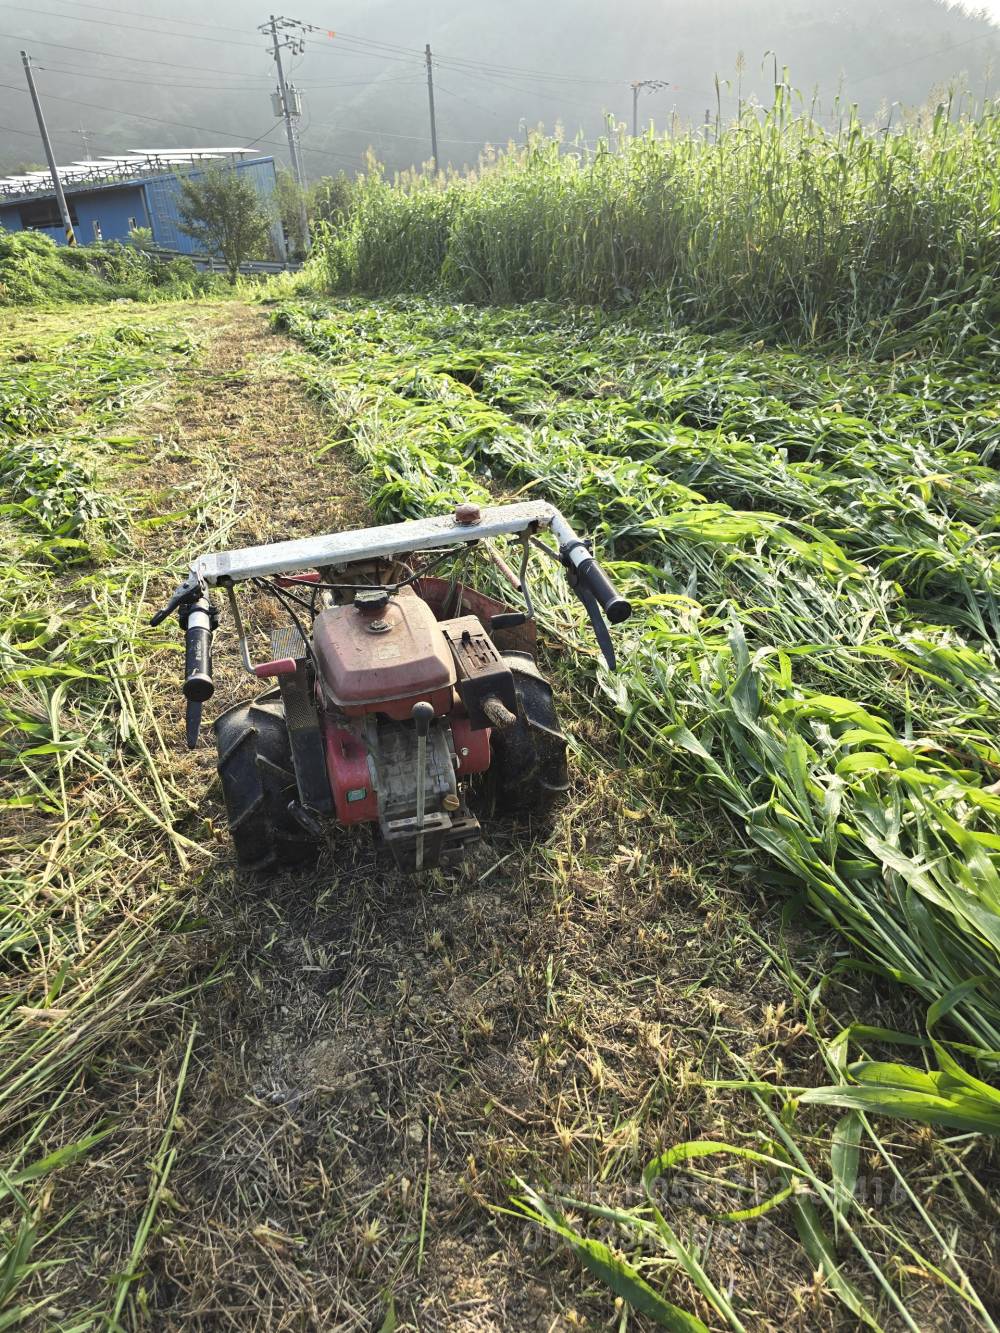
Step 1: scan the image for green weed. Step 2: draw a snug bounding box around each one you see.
[312,95,1000,347]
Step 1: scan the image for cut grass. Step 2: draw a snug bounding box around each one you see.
[276,297,1000,1045]
[0,305,221,1329]
[3,295,998,1330]
[275,293,1000,1327]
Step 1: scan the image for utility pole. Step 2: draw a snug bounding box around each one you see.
[20,51,76,245]
[260,15,311,254]
[425,44,439,173]
[631,79,669,137]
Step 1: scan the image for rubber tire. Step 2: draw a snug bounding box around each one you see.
[214,696,319,872]
[489,653,570,814]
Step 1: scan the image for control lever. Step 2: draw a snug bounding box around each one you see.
[185,700,203,750]
[411,700,435,872]
[489,611,528,632]
[150,569,203,628]
[151,573,219,747]
[560,540,632,625]
[576,583,617,672]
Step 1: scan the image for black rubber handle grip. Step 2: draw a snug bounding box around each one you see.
[573,555,632,625]
[183,599,215,704]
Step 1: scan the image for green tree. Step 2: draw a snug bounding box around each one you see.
[273,168,309,260]
[177,165,273,283]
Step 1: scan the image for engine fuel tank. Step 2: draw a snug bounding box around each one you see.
[313,586,456,720]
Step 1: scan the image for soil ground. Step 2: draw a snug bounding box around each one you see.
[7,300,991,1332]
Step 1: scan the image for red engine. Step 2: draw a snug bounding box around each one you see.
[312,586,456,720]
[310,586,511,867]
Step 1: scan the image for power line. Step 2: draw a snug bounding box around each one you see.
[842,32,992,88]
[443,65,618,118]
[420,80,518,134]
[433,54,626,87]
[0,4,641,99]
[308,118,499,147]
[0,114,281,157]
[0,79,358,166]
[0,29,272,80]
[298,74,425,90]
[0,2,262,47]
[306,27,628,87]
[302,30,423,58]
[1,121,139,156]
[243,119,283,151]
[0,40,416,93]
[32,61,414,95]
[36,63,273,91]
[19,74,481,152]
[0,117,48,136]
[26,0,252,36]
[303,41,423,70]
[310,34,630,92]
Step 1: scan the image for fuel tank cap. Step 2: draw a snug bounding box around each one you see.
[354,587,390,612]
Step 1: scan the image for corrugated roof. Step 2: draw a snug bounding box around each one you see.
[0,148,261,201]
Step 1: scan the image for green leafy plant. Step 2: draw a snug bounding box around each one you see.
[177,165,275,282]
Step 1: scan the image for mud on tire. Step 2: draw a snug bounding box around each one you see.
[489,652,570,814]
[214,696,318,871]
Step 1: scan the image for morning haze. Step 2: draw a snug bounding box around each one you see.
[1,0,999,176]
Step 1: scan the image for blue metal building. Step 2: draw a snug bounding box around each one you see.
[0,150,284,258]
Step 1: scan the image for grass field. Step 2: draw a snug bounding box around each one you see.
[1,283,998,1331]
[319,99,1000,345]
[274,293,1000,1328]
[277,295,1000,1041]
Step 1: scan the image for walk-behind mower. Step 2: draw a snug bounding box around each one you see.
[152,501,631,873]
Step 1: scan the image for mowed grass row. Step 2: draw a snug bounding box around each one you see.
[0,314,219,1326]
[277,298,1000,1081]
[317,95,1000,345]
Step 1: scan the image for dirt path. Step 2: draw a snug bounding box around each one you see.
[37,300,811,1332]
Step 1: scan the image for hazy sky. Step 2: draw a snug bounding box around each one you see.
[2,0,1000,176]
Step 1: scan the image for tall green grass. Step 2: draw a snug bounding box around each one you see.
[315,94,1000,344]
[0,228,221,306]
